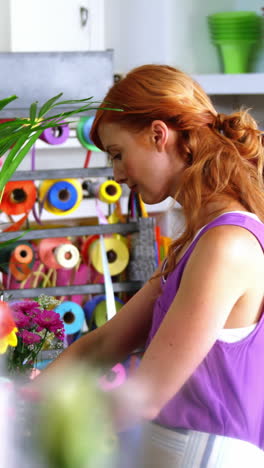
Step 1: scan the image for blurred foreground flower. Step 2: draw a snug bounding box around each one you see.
[35,365,118,468]
[0,301,18,354]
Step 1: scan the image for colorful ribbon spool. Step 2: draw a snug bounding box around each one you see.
[0,181,37,215]
[81,234,99,264]
[89,236,129,276]
[0,241,35,275]
[39,122,69,145]
[85,180,122,204]
[39,238,76,270]
[98,180,122,204]
[39,179,82,216]
[54,301,85,335]
[54,243,80,270]
[47,180,78,211]
[9,242,34,282]
[99,363,127,391]
[83,294,123,329]
[76,116,100,151]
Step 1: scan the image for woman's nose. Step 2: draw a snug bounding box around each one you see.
[113,166,127,185]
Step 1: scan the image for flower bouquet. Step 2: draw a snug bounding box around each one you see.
[3,295,64,377]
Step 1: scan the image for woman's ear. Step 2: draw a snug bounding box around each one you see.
[150,120,169,151]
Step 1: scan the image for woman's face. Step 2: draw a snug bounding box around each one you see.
[98,121,187,205]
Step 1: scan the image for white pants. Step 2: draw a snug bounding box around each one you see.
[138,423,264,468]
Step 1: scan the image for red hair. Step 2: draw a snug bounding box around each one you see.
[90,64,264,273]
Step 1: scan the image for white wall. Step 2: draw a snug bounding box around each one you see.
[104,0,237,75]
[0,0,11,51]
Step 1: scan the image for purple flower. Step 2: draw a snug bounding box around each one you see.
[19,330,42,345]
[35,310,64,340]
[12,310,31,328]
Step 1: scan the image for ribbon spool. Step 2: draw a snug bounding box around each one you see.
[0,181,37,215]
[83,294,123,328]
[47,180,78,211]
[0,241,35,274]
[98,180,122,204]
[9,242,35,282]
[39,179,82,216]
[54,301,85,335]
[39,122,69,145]
[39,238,77,270]
[76,116,100,151]
[85,180,122,204]
[54,244,80,270]
[89,236,129,276]
[81,235,99,264]
[99,363,127,391]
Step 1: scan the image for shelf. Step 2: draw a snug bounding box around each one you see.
[3,282,143,299]
[192,73,264,95]
[0,222,140,242]
[10,167,113,181]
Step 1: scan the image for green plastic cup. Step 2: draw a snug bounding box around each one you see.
[208,11,258,21]
[217,41,255,73]
[210,30,261,40]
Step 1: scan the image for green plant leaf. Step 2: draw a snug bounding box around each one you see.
[38,92,63,118]
[30,101,38,122]
[0,130,43,191]
[0,129,33,157]
[50,97,94,106]
[0,95,18,111]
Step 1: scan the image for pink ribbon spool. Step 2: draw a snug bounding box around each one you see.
[99,363,127,391]
[38,238,72,270]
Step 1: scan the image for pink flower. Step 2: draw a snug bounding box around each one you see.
[12,310,30,328]
[19,330,42,345]
[35,310,64,341]
[11,300,41,318]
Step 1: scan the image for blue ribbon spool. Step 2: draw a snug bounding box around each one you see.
[76,116,101,152]
[48,181,78,211]
[55,301,85,335]
[82,116,95,146]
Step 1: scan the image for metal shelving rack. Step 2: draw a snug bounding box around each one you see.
[3,168,155,300]
[0,51,157,300]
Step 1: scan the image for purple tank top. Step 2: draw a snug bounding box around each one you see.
[146,213,264,448]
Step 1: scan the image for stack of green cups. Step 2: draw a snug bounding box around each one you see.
[207,11,262,73]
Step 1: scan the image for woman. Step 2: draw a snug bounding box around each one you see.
[44,65,264,466]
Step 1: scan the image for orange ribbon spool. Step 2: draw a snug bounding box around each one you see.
[9,243,35,282]
[0,180,37,215]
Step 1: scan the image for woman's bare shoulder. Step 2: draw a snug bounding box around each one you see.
[197,223,263,260]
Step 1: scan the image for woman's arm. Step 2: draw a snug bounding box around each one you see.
[34,266,162,382]
[117,225,264,422]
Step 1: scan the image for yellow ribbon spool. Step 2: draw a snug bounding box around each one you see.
[98,180,122,204]
[39,179,83,216]
[89,236,129,276]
